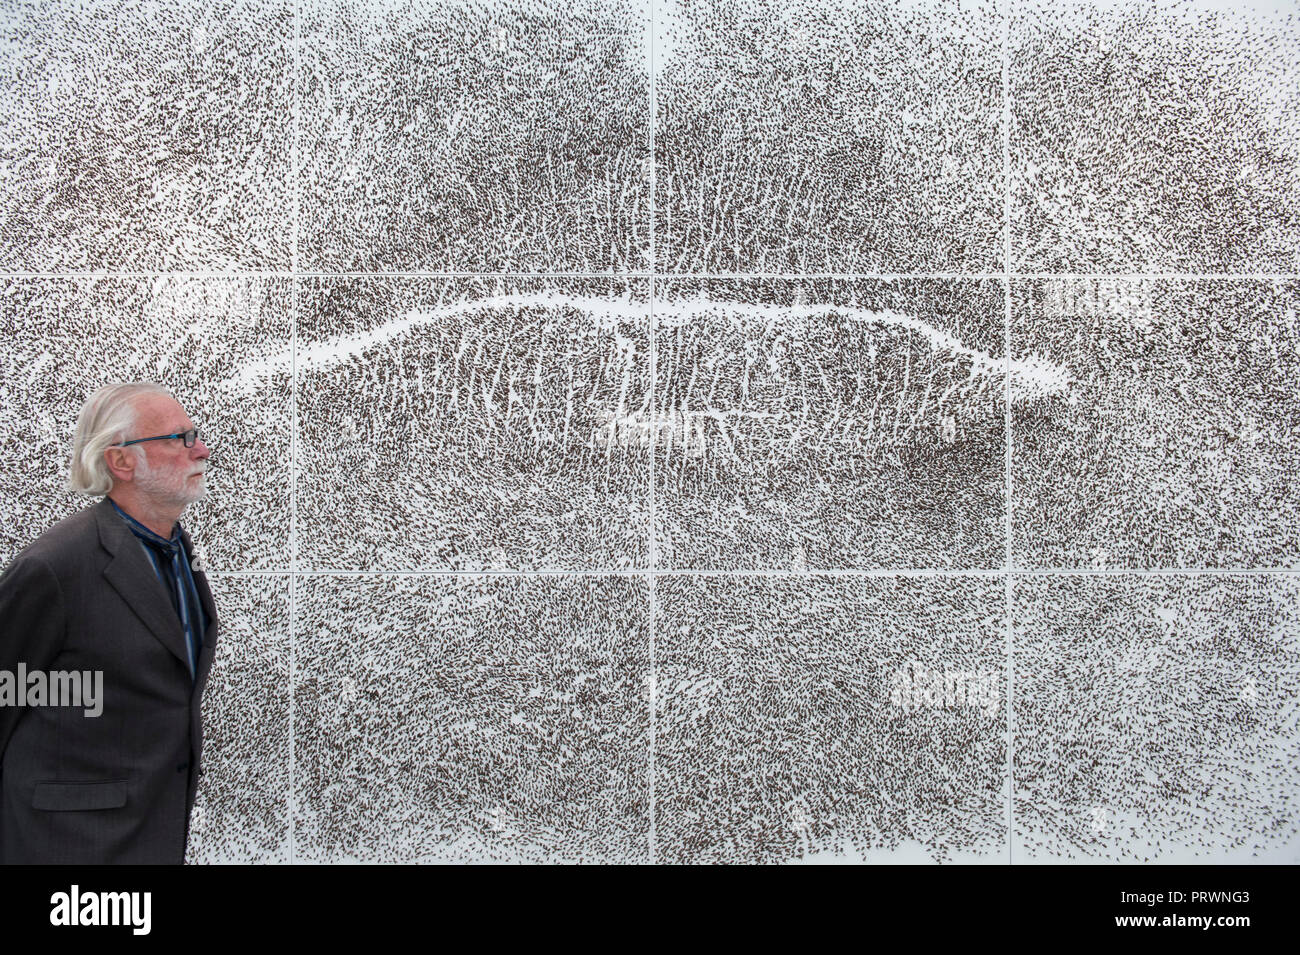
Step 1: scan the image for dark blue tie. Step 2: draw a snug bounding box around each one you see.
[140,537,198,679]
[141,537,182,619]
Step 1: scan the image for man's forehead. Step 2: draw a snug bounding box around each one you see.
[135,395,193,431]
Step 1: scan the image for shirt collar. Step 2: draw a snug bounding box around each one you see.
[107,496,182,547]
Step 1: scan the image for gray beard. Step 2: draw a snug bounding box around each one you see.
[135,456,205,507]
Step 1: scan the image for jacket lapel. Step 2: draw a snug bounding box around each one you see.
[179,525,219,680]
[96,497,193,672]
[177,524,219,786]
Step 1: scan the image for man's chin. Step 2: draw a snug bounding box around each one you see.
[178,486,207,507]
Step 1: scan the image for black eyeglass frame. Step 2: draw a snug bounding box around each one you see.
[113,429,201,449]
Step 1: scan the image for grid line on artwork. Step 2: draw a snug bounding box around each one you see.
[647,0,657,866]
[289,0,302,865]
[3,272,1299,279]
[206,568,1300,578]
[1002,0,1014,866]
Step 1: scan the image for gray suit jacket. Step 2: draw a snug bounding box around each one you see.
[0,495,219,863]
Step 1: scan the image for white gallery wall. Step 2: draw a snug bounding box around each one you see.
[1,0,1297,863]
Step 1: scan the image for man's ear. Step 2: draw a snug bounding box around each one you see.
[103,446,137,483]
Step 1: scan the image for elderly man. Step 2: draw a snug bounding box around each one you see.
[0,382,218,864]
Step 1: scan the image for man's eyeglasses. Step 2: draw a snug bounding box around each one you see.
[114,429,202,449]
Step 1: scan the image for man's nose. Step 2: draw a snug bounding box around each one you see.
[192,437,211,459]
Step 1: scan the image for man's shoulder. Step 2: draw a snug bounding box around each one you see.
[8,499,105,571]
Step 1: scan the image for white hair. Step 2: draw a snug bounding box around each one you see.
[66,382,175,496]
